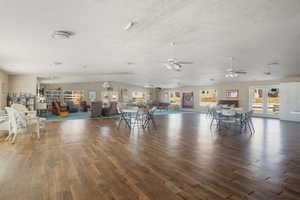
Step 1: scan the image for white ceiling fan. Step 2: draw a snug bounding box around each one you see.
[225,68,247,78]
[163,58,193,72]
[224,57,247,78]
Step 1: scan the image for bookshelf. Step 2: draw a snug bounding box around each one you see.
[45,89,84,108]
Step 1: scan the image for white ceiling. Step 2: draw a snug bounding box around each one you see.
[1,0,300,87]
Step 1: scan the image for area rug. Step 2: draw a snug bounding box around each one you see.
[46,110,196,121]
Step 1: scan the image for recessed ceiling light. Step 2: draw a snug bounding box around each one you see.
[52,30,75,39]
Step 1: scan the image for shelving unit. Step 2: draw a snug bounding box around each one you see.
[63,90,84,104]
[45,89,84,109]
[45,90,63,109]
[7,93,36,111]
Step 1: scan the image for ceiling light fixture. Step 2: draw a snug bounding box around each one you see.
[164,63,173,70]
[124,21,137,31]
[264,71,272,75]
[268,62,280,67]
[102,81,111,89]
[52,30,75,39]
[172,64,182,71]
[53,62,62,66]
[144,84,155,88]
[163,58,192,72]
[264,62,278,75]
[225,72,238,78]
[164,63,182,72]
[224,57,246,78]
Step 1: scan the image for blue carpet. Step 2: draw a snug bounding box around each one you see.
[46,110,195,121]
[153,110,195,115]
[46,112,90,121]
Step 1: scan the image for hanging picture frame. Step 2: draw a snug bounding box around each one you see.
[182,92,194,108]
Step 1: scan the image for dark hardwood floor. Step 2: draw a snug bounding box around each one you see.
[0,113,300,200]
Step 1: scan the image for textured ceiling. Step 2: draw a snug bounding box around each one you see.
[0,0,300,87]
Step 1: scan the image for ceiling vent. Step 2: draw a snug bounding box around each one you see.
[52,30,75,39]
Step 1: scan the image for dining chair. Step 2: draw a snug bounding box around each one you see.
[218,109,238,128]
[207,104,216,118]
[131,107,146,129]
[143,106,157,129]
[210,108,222,129]
[117,105,130,129]
[117,105,139,129]
[243,110,255,134]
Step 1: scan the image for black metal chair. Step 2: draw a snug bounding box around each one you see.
[143,107,157,129]
[243,110,255,134]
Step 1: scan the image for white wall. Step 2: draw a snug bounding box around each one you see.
[280,82,300,122]
[162,80,280,112]
[0,70,8,109]
[8,75,37,94]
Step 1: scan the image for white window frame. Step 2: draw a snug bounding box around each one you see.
[199,89,217,106]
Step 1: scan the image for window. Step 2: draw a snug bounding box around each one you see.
[102,92,110,104]
[169,91,181,105]
[267,88,280,115]
[199,89,217,105]
[102,91,119,103]
[132,91,145,103]
[111,91,119,102]
[250,86,280,115]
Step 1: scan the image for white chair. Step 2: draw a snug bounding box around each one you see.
[5,107,27,144]
[221,109,236,117]
[11,104,47,133]
[11,103,36,132]
[10,104,46,141]
[11,103,36,117]
[217,109,239,130]
[11,103,27,112]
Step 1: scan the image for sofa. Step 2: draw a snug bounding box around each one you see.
[52,102,68,116]
[66,101,79,113]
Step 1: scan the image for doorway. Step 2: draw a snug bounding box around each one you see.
[249,86,280,117]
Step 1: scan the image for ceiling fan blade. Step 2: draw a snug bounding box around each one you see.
[177,61,193,64]
[173,64,182,71]
[235,71,247,74]
[164,64,173,70]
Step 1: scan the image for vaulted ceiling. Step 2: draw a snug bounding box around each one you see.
[1,0,300,87]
